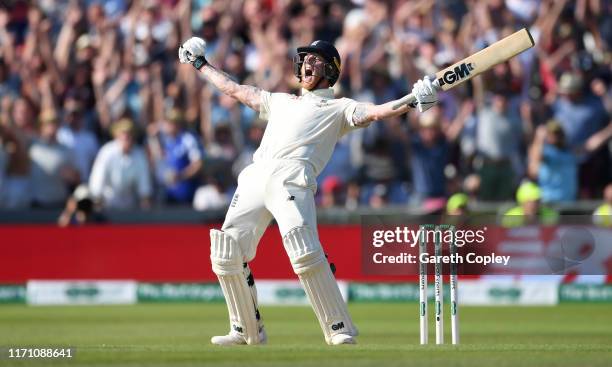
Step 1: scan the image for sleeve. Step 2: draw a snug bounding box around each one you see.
[259,91,273,120]
[89,134,100,157]
[136,150,153,199]
[339,98,368,136]
[184,134,203,162]
[88,146,108,199]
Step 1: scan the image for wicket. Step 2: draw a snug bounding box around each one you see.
[418,224,460,345]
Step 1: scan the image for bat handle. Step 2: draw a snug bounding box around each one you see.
[392,76,440,111]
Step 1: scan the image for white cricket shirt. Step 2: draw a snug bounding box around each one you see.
[255,88,364,176]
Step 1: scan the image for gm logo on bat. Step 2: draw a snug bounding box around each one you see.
[438,62,475,87]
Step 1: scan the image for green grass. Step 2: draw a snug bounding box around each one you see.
[1,303,611,366]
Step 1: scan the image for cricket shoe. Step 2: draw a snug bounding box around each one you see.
[210,328,267,346]
[329,334,357,345]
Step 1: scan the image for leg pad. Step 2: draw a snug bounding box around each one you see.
[210,229,260,344]
[282,227,358,343]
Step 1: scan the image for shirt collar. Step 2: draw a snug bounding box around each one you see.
[301,88,334,99]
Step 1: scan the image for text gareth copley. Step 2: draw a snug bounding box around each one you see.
[371,252,511,266]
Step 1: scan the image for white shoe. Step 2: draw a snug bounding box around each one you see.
[211,328,267,345]
[329,334,357,345]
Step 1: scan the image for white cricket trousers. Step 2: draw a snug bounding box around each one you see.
[221,159,318,261]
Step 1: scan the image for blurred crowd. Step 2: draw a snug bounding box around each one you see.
[0,0,611,216]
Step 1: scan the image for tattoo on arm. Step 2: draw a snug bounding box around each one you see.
[201,65,262,111]
[352,103,373,126]
[239,85,262,111]
[351,97,414,126]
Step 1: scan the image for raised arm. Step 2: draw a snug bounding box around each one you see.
[527,125,547,179]
[198,64,262,111]
[351,76,438,126]
[178,37,262,111]
[584,122,612,153]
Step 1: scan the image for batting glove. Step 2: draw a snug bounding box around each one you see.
[411,76,438,113]
[178,37,208,70]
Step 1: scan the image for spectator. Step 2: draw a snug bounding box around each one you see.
[29,110,79,208]
[317,131,362,205]
[89,118,152,210]
[368,183,392,209]
[10,98,37,138]
[361,132,401,205]
[149,108,203,204]
[593,183,612,227]
[463,173,481,202]
[553,73,608,148]
[474,90,524,201]
[0,58,19,99]
[446,192,469,216]
[0,0,609,214]
[232,119,266,178]
[409,110,447,204]
[529,119,612,203]
[0,122,30,208]
[345,180,361,211]
[443,192,473,226]
[193,176,229,212]
[320,176,344,209]
[205,123,238,191]
[502,181,559,228]
[552,72,611,197]
[409,105,467,206]
[528,120,578,203]
[56,98,99,181]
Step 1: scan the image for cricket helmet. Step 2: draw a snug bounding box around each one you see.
[293,40,341,87]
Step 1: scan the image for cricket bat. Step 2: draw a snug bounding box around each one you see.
[393,28,535,110]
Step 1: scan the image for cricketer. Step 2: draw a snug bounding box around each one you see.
[178,37,437,345]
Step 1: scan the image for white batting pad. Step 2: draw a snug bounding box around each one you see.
[283,226,357,344]
[243,263,264,332]
[210,229,260,344]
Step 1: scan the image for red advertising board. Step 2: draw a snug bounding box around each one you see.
[0,225,379,282]
[1,224,610,283]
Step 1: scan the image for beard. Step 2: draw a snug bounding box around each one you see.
[301,68,325,90]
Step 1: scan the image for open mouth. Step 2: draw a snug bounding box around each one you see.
[304,67,313,77]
